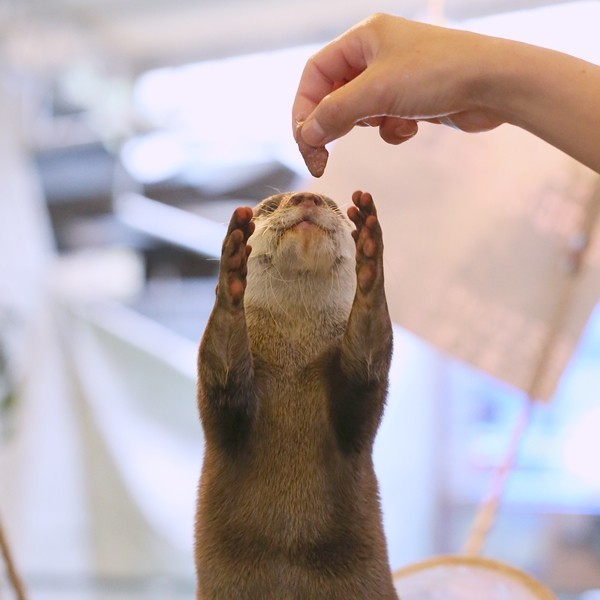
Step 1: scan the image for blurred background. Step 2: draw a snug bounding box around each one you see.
[1,0,600,598]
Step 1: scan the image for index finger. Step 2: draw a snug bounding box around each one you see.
[292,34,368,138]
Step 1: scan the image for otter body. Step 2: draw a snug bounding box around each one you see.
[195,191,397,599]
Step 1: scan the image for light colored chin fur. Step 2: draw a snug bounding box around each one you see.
[245,228,356,318]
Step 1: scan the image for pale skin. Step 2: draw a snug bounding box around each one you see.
[292,13,600,174]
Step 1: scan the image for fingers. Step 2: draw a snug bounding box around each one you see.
[297,71,384,147]
[225,206,254,241]
[292,14,415,148]
[379,117,419,144]
[349,190,377,221]
[443,109,503,133]
[347,191,383,293]
[296,55,424,149]
[292,14,502,151]
[292,26,370,137]
[348,190,380,254]
[292,16,382,147]
[222,207,254,272]
[219,207,254,308]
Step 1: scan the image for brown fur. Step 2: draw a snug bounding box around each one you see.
[195,191,397,599]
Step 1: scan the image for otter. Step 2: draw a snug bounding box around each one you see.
[195,190,398,599]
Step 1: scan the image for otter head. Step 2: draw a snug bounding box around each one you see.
[244,192,356,316]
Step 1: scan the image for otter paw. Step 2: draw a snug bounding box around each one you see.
[218,207,255,307]
[347,191,383,293]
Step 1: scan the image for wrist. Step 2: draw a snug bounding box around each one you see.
[466,35,526,127]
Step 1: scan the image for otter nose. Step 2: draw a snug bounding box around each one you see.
[289,192,324,207]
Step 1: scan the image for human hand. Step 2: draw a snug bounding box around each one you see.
[292,14,504,149]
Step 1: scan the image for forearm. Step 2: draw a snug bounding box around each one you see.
[197,204,257,450]
[198,307,256,451]
[475,38,600,173]
[340,191,393,385]
[330,295,392,454]
[199,306,253,392]
[341,294,393,384]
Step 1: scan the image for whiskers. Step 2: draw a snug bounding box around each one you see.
[334,200,352,213]
[263,185,283,196]
[336,200,354,219]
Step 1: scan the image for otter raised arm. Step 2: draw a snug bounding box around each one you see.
[196,207,256,453]
[330,191,393,455]
[195,191,397,599]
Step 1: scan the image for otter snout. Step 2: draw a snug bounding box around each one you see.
[288,192,324,208]
[244,191,357,311]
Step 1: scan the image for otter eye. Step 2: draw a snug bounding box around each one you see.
[255,196,281,217]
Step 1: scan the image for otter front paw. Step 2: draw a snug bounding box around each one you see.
[347,191,384,294]
[217,207,255,308]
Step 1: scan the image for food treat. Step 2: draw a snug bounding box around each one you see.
[296,121,329,177]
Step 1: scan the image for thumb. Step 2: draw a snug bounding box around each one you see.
[300,71,391,147]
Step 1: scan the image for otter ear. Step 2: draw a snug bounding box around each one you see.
[254,195,282,218]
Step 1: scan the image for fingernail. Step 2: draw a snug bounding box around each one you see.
[394,128,417,140]
[302,118,326,146]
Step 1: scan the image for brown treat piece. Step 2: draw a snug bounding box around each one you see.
[296,122,329,177]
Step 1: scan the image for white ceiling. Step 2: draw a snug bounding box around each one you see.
[2,0,579,75]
